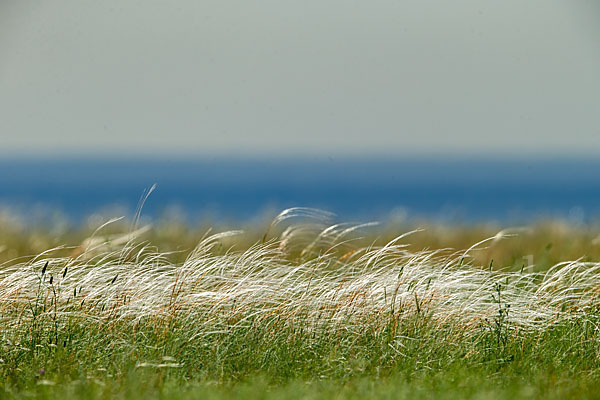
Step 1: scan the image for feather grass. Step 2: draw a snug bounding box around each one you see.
[1,208,599,340]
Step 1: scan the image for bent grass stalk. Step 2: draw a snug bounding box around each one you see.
[1,208,600,352]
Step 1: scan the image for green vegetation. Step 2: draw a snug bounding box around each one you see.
[1,208,600,399]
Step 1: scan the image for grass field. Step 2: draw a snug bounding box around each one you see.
[1,208,600,399]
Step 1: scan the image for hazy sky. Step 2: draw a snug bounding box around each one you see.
[1,1,599,157]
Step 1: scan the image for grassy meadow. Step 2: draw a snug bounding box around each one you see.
[1,208,600,399]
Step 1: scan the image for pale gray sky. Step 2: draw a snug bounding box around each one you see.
[1,0,599,157]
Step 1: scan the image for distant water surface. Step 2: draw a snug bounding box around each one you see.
[1,157,599,225]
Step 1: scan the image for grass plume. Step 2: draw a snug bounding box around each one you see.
[1,208,600,398]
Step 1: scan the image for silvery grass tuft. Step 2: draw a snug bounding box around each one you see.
[1,208,599,340]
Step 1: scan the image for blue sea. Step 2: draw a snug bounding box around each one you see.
[1,157,599,225]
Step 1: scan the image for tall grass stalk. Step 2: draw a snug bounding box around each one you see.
[0,208,598,340]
